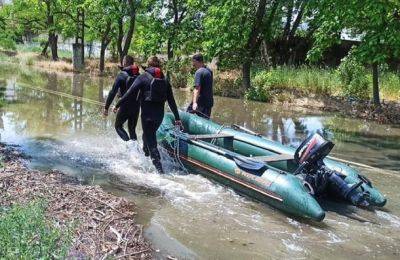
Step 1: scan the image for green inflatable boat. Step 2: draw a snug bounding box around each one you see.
[157,112,387,221]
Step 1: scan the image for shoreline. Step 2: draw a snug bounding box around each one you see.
[1,51,399,124]
[0,143,153,259]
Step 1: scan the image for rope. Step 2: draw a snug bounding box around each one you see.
[172,127,189,174]
[10,80,105,106]
[211,124,226,145]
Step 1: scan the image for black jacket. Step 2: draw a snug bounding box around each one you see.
[116,67,180,121]
[105,66,140,110]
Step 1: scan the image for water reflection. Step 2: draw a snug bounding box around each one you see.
[72,74,84,131]
[1,65,400,259]
[0,64,399,170]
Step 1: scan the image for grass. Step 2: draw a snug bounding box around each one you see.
[0,201,72,259]
[379,72,400,101]
[16,44,73,59]
[244,66,400,102]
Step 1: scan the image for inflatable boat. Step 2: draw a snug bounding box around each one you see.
[157,112,387,221]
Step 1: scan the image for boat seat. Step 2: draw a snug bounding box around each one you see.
[188,133,234,140]
[253,154,294,163]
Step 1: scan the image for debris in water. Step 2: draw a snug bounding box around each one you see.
[0,143,152,259]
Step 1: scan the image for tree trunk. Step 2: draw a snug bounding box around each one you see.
[117,0,137,64]
[242,0,268,88]
[45,0,58,61]
[99,43,107,74]
[41,41,49,57]
[167,39,173,60]
[117,17,124,64]
[372,63,380,107]
[99,21,112,74]
[49,33,58,61]
[242,61,251,89]
[88,42,93,58]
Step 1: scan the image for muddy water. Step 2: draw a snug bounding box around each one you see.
[1,65,399,259]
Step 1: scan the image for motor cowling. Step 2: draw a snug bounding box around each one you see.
[294,133,334,165]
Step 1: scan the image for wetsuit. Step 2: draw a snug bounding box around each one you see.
[105,65,140,141]
[116,67,180,173]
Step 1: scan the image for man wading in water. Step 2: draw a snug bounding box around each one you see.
[115,56,182,174]
[103,55,140,141]
[187,53,214,119]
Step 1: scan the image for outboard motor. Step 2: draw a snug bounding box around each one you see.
[294,133,370,207]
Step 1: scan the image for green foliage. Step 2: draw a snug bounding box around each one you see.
[337,56,369,99]
[166,58,192,88]
[245,84,271,102]
[309,0,400,65]
[245,70,275,102]
[213,70,243,98]
[0,201,72,259]
[380,71,400,100]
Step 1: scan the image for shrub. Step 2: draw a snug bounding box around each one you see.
[245,70,274,102]
[166,58,192,88]
[214,70,244,98]
[337,57,369,99]
[380,72,400,100]
[26,56,34,66]
[0,201,72,259]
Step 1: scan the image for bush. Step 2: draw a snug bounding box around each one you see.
[26,56,34,66]
[0,201,72,259]
[166,58,192,88]
[380,72,400,100]
[214,70,244,98]
[245,70,275,102]
[337,57,369,99]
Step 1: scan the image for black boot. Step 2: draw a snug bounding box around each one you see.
[150,148,164,174]
[143,145,150,157]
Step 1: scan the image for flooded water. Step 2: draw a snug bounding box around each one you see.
[1,64,399,259]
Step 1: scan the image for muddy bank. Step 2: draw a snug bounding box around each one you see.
[0,143,152,259]
[0,50,119,76]
[277,93,400,124]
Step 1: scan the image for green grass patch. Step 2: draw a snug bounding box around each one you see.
[0,201,72,259]
[0,52,16,63]
[16,44,43,54]
[245,66,400,102]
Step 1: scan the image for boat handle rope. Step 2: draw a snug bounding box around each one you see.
[211,124,226,145]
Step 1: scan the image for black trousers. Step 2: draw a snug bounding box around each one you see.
[187,103,212,119]
[141,117,164,173]
[115,106,139,141]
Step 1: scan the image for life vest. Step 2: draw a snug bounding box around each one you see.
[118,65,140,97]
[143,68,168,102]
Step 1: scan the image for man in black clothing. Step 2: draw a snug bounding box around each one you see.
[115,56,182,174]
[187,53,213,119]
[103,55,140,141]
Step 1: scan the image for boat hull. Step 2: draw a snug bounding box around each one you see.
[157,112,386,221]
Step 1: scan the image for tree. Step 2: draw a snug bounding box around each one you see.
[204,0,281,89]
[308,0,400,106]
[115,0,142,64]
[276,0,308,65]
[0,4,17,50]
[42,0,60,60]
[85,0,119,73]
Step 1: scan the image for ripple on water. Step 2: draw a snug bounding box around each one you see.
[282,239,305,252]
[376,210,400,228]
